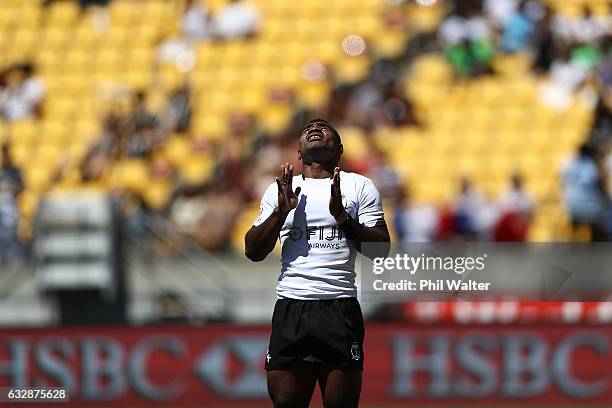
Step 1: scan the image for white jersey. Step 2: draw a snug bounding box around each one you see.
[253,171,385,300]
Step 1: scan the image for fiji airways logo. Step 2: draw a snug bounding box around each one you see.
[287,225,345,250]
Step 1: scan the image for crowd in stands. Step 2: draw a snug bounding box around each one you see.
[84,0,610,249]
[401,0,612,242]
[180,0,261,41]
[393,173,534,244]
[0,63,45,123]
[0,0,610,261]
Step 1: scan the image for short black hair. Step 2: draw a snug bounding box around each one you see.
[304,118,341,143]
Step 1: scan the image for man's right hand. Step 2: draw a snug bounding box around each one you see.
[276,163,301,215]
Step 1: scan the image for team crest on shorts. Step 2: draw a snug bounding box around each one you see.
[350,342,361,361]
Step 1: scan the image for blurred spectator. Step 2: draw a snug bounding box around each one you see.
[590,43,612,141]
[550,49,590,88]
[170,186,243,252]
[493,173,533,242]
[0,181,21,263]
[0,71,6,114]
[44,0,110,9]
[0,63,44,122]
[212,0,261,40]
[380,85,420,128]
[497,173,534,215]
[554,5,607,46]
[484,0,518,29]
[80,114,122,182]
[500,0,536,53]
[126,91,160,157]
[343,79,418,132]
[162,84,192,133]
[0,144,24,197]
[345,81,384,131]
[591,91,612,142]
[393,186,438,243]
[80,144,110,183]
[532,5,556,73]
[130,91,158,132]
[0,144,23,263]
[563,144,609,241]
[181,0,211,41]
[438,2,494,77]
[538,48,589,110]
[365,147,402,199]
[98,113,122,156]
[453,177,487,239]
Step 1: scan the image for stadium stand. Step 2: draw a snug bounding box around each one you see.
[0,0,609,259]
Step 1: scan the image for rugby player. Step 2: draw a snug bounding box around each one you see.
[245,119,390,408]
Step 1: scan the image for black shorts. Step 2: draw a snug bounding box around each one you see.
[265,297,365,371]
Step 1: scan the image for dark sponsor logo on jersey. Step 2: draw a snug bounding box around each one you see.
[287,225,345,250]
[307,225,344,241]
[288,225,344,241]
[288,226,303,241]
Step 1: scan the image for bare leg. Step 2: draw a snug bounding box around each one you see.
[267,361,318,408]
[317,366,362,408]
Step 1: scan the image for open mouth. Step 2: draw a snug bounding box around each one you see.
[307,131,324,142]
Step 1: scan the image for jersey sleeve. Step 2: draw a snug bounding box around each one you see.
[252,183,278,227]
[357,178,385,227]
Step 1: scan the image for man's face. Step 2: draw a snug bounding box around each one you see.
[298,121,341,164]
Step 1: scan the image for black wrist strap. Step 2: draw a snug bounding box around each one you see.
[340,215,364,241]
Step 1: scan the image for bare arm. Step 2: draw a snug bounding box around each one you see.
[245,163,301,262]
[338,215,391,260]
[245,208,288,262]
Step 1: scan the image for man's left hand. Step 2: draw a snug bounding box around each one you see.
[329,167,347,222]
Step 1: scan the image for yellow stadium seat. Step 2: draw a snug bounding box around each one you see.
[407,1,445,32]
[37,143,62,167]
[25,165,52,193]
[163,136,190,167]
[38,27,70,51]
[237,90,266,114]
[333,54,370,84]
[46,1,80,24]
[193,114,229,141]
[143,180,173,210]
[108,160,149,193]
[259,105,293,135]
[178,155,214,185]
[18,191,39,220]
[296,80,330,109]
[9,120,37,144]
[109,1,135,23]
[338,127,369,161]
[230,202,260,254]
[373,30,407,59]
